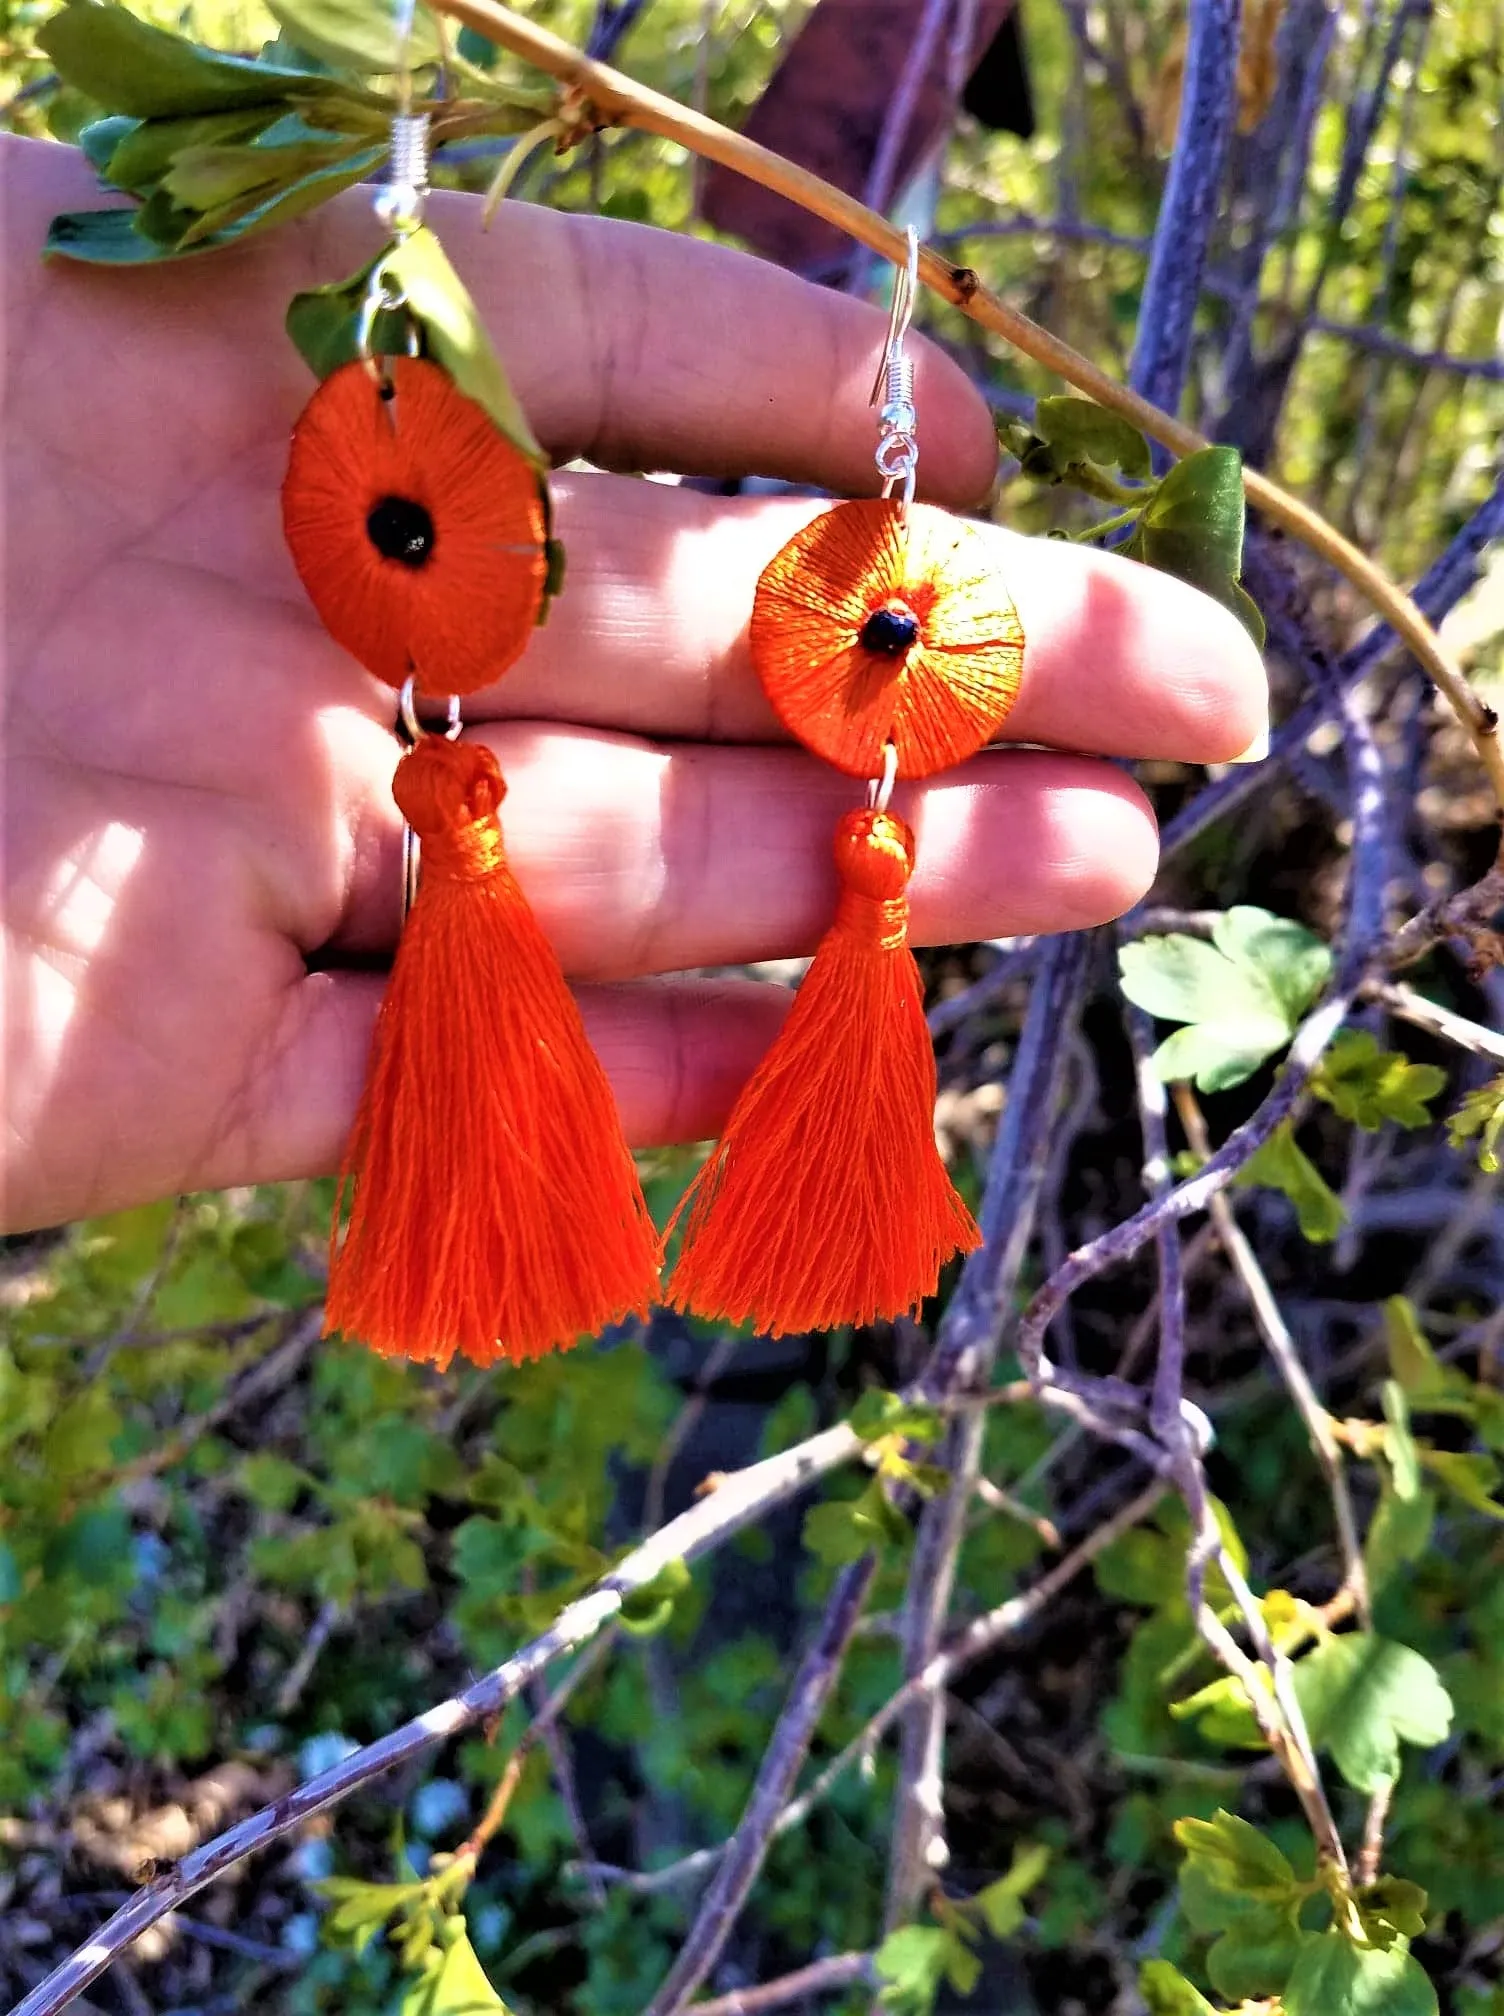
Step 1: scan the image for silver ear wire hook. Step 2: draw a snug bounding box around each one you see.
[871,226,920,516]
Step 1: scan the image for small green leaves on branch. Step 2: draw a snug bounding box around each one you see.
[1174,1810,1306,2001]
[1283,1931,1438,2016]
[874,1849,1050,2014]
[1235,1121,1346,1243]
[286,228,548,469]
[1447,1073,1504,1174]
[1294,1633,1453,1795]
[320,1857,513,2011]
[39,0,545,266]
[1175,1629,1453,1797]
[1137,1959,1216,2013]
[1122,448,1265,646]
[1172,1811,1438,2013]
[617,1555,691,1636]
[998,399,1263,644]
[998,394,1151,498]
[1118,906,1331,1092]
[1312,1032,1448,1132]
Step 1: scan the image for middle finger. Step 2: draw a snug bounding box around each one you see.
[327,723,1160,970]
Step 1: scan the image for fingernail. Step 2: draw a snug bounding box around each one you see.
[1228,720,1270,765]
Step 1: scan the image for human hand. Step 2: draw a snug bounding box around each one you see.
[1,134,1266,1234]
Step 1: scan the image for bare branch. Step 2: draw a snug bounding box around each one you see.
[575,1479,1167,1901]
[687,1952,876,2015]
[13,1422,863,2016]
[641,1557,877,2016]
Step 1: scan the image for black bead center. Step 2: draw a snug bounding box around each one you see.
[366,494,435,568]
[860,602,920,656]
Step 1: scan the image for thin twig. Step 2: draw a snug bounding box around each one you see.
[423,0,1504,832]
[1173,1080,1371,1628]
[1366,980,1504,1064]
[887,935,1094,1928]
[572,1479,1166,1899]
[1356,1777,1394,1889]
[641,1557,877,2016]
[687,1952,876,2015]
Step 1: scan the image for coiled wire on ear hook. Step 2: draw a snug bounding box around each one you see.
[870,225,920,516]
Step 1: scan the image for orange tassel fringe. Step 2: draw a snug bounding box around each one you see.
[667,807,980,1336]
[325,737,660,1367]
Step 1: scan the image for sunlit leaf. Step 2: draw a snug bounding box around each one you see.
[1293,1633,1453,1793]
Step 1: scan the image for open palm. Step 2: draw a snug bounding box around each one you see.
[1,134,1265,1233]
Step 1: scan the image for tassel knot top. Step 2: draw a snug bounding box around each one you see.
[832,807,914,951]
[393,739,506,883]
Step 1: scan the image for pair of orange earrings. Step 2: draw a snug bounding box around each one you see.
[282,126,1026,1366]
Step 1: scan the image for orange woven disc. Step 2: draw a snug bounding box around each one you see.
[750,499,1025,778]
[282,356,548,698]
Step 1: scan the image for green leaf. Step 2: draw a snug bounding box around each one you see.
[0,1541,22,1605]
[1365,1485,1435,1601]
[99,107,281,190]
[1126,445,1266,646]
[162,120,367,215]
[1313,1031,1448,1132]
[1174,1810,1305,2000]
[1355,1876,1429,1948]
[1384,1298,1454,1402]
[802,1496,870,1568]
[267,0,440,75]
[1417,1448,1504,1521]
[285,230,547,474]
[1174,1809,1298,1901]
[1118,909,1328,1092]
[1236,1121,1346,1242]
[38,1,345,117]
[1209,908,1333,1024]
[1448,1074,1504,1174]
[803,1478,904,1565]
[1293,1633,1454,1793]
[1381,1382,1422,1499]
[874,1925,953,2016]
[317,1874,423,1954]
[401,1924,511,2015]
[1138,1960,1216,2015]
[382,229,547,468]
[239,1451,308,1512]
[79,113,141,172]
[1283,1933,1438,2016]
[849,1389,944,1444]
[43,207,173,264]
[873,1930,945,2012]
[48,140,384,263]
[1171,1671,1266,1750]
[1033,395,1152,478]
[618,1557,691,1636]
[971,1843,1050,1939]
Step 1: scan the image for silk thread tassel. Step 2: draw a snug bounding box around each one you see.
[667,806,979,1335]
[325,736,661,1367]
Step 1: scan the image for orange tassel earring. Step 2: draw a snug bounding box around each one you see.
[282,109,658,1368]
[667,232,1026,1337]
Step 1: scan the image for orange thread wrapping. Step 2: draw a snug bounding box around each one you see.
[282,356,547,698]
[324,738,660,1367]
[667,807,980,1335]
[751,498,1025,779]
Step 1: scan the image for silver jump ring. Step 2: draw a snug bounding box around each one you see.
[398,674,462,745]
[866,741,899,815]
[396,678,463,925]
